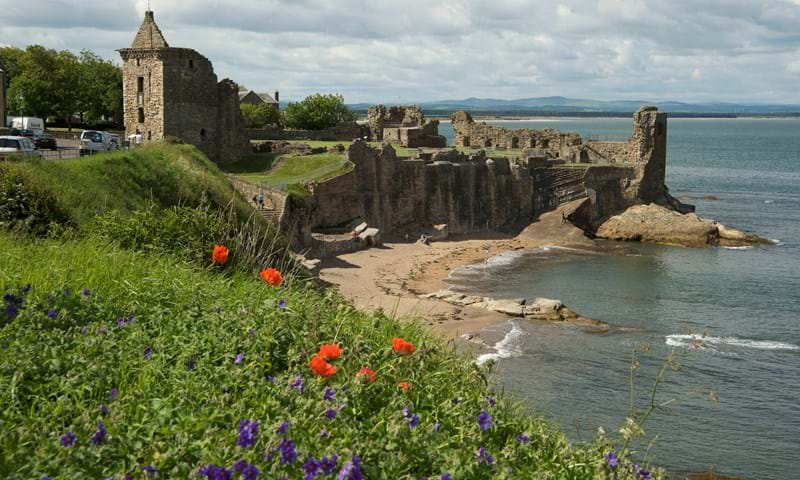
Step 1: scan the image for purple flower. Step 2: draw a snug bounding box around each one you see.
[144,346,152,360]
[109,387,118,400]
[477,411,493,431]
[82,288,91,297]
[605,452,619,468]
[486,395,496,407]
[319,429,328,438]
[22,284,32,294]
[323,386,335,402]
[6,304,18,320]
[142,465,157,477]
[267,375,276,383]
[90,421,106,445]
[516,433,530,444]
[320,455,338,475]
[638,468,652,479]
[408,413,419,429]
[337,455,362,480]
[233,460,259,480]
[289,374,305,393]
[116,317,127,327]
[237,419,259,448]
[303,457,321,479]
[198,464,232,480]
[278,299,287,309]
[234,352,244,365]
[47,308,57,319]
[60,432,76,447]
[441,475,451,480]
[402,406,410,418]
[476,447,495,466]
[323,408,337,420]
[277,421,289,436]
[278,437,297,464]
[99,404,109,416]
[80,326,89,334]
[127,314,135,324]
[41,477,52,480]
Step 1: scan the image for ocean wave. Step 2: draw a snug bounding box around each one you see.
[476,321,527,365]
[666,334,800,352]
[722,246,753,251]
[764,200,774,204]
[484,251,526,268]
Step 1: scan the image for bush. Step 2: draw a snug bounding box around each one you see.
[282,94,357,131]
[0,163,72,236]
[241,103,281,128]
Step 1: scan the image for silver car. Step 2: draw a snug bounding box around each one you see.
[0,136,39,157]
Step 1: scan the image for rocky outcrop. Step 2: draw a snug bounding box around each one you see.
[595,204,770,247]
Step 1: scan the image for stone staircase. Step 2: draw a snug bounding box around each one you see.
[227,175,287,224]
[534,167,589,209]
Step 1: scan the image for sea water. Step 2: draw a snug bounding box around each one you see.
[439,118,800,480]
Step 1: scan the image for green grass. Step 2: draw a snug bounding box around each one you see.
[219,152,281,175]
[240,153,353,188]
[0,232,658,479]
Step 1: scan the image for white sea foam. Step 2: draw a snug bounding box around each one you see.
[484,251,525,268]
[666,334,800,352]
[764,200,775,204]
[476,321,527,365]
[722,246,753,251]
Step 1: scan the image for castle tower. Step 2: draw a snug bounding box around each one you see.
[629,106,668,202]
[118,10,249,162]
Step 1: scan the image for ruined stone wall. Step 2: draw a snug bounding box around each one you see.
[451,111,582,151]
[629,107,667,202]
[121,52,165,140]
[584,141,630,163]
[311,171,361,228]
[367,105,425,140]
[216,79,251,163]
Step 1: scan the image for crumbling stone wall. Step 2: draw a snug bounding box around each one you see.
[367,105,446,148]
[451,111,583,152]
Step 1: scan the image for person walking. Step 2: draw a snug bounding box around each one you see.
[257,193,265,209]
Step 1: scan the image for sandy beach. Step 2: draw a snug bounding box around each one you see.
[318,201,592,340]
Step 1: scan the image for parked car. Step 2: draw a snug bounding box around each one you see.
[33,133,58,150]
[0,136,39,157]
[79,130,113,155]
[10,128,36,139]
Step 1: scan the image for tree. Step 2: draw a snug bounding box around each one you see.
[241,103,281,128]
[281,93,356,130]
[78,50,123,125]
[7,45,63,119]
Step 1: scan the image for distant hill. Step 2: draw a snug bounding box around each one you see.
[348,96,800,117]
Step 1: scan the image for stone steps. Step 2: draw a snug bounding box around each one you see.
[226,174,287,224]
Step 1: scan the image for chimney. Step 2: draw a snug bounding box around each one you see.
[274,91,280,103]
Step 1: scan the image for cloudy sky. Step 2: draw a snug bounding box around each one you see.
[2,0,800,104]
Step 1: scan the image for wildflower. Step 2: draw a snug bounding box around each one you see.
[234,353,244,365]
[403,406,411,418]
[259,268,283,287]
[99,404,109,416]
[303,457,321,478]
[408,413,420,428]
[516,433,531,444]
[116,317,127,327]
[198,464,232,479]
[337,455,363,480]
[605,452,619,468]
[289,374,305,393]
[309,354,337,378]
[234,460,259,480]
[278,299,287,309]
[82,288,91,297]
[486,395,496,407]
[60,432,77,447]
[278,437,297,464]
[323,386,335,402]
[397,381,411,391]
[80,326,89,334]
[391,337,415,355]
[109,387,118,400]
[323,408,337,420]
[127,314,135,324]
[22,284,32,294]
[237,419,259,448]
[638,468,652,479]
[90,421,106,445]
[442,475,452,480]
[142,465,157,477]
[144,346,153,360]
[477,411,493,431]
[476,447,494,466]
[318,344,342,360]
[319,429,328,438]
[42,477,52,480]
[212,244,230,266]
[6,304,18,320]
[267,375,276,383]
[355,367,377,384]
[320,455,338,475]
[277,421,289,436]
[47,308,57,319]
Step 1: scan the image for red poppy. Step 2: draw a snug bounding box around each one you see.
[309,354,337,378]
[211,244,229,265]
[355,367,377,384]
[392,337,415,355]
[318,344,342,361]
[259,268,283,287]
[397,381,411,391]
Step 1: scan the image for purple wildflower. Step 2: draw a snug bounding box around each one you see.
[320,429,328,438]
[60,432,77,447]
[267,375,276,383]
[323,386,335,402]
[144,346,152,360]
[408,413,419,429]
[47,308,57,319]
[476,447,494,466]
[486,395,496,407]
[82,288,91,297]
[337,455,363,480]
[90,421,106,445]
[233,460,259,480]
[99,404,109,415]
[278,437,297,464]
[323,408,337,420]
[198,464,232,480]
[516,433,531,444]
[638,468,652,479]
[477,411,493,431]
[605,452,619,468]
[277,421,289,436]
[142,465,157,477]
[278,299,287,309]
[319,455,338,475]
[237,419,259,448]
[116,317,126,327]
[442,475,452,480]
[109,387,118,400]
[6,304,18,320]
[289,374,305,393]
[22,284,32,294]
[80,326,89,334]
[303,457,321,479]
[402,406,411,418]
[127,314,135,324]
[41,477,52,480]
[234,352,244,365]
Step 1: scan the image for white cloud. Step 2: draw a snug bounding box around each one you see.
[787,59,800,76]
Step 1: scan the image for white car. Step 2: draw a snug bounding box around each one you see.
[80,130,113,155]
[0,136,39,157]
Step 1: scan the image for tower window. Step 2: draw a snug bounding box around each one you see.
[136,58,141,66]
[189,59,194,68]
[200,128,206,140]
[137,77,144,93]
[138,108,145,123]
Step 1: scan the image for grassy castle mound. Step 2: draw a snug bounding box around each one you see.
[0,144,659,479]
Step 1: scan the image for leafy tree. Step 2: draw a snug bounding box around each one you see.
[241,102,281,128]
[7,45,62,119]
[78,50,123,125]
[281,93,356,130]
[0,46,24,83]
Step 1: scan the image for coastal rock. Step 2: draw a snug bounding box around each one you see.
[485,299,526,317]
[595,203,768,248]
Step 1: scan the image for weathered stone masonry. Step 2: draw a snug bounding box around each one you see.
[367,105,447,148]
[118,11,250,163]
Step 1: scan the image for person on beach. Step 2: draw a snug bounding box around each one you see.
[561,212,567,223]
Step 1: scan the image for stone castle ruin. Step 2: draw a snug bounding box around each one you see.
[118,11,250,163]
[367,105,447,148]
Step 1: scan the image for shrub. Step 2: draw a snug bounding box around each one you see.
[0,163,72,236]
[241,103,281,128]
[282,94,357,131]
